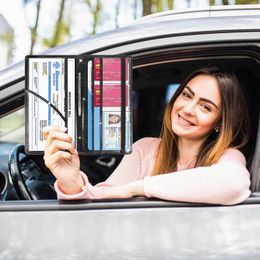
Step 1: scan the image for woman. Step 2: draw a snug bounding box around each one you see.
[43,67,251,205]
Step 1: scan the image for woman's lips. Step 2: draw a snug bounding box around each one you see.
[178,114,195,126]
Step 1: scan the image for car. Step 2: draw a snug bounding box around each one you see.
[1,4,260,259]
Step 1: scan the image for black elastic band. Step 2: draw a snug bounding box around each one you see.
[64,58,68,128]
[26,89,66,122]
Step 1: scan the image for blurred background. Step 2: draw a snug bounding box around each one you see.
[0,0,260,70]
[0,0,259,143]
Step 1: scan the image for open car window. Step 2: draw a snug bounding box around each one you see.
[0,108,25,144]
[2,45,260,202]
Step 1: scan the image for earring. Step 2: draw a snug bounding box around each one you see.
[215,127,219,133]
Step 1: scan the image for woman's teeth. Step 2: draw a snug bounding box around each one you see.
[179,115,194,126]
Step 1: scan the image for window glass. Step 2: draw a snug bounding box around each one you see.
[165,83,180,104]
[0,108,25,143]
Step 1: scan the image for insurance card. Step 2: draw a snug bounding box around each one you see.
[27,57,65,151]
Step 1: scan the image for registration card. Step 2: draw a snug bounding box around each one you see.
[87,57,131,152]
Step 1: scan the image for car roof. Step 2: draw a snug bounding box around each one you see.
[1,4,260,88]
[132,4,260,24]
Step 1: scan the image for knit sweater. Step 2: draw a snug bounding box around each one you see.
[54,137,251,205]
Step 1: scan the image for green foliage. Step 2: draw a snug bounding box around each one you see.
[154,0,163,12]
[0,32,13,44]
[142,0,152,16]
[29,0,41,54]
[42,21,70,48]
[142,0,174,16]
[235,0,259,3]
[209,0,259,4]
[0,32,14,63]
[85,0,102,35]
[167,0,174,9]
[42,0,69,48]
[13,0,260,60]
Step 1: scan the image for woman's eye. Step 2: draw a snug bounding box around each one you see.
[182,92,191,99]
[201,104,211,112]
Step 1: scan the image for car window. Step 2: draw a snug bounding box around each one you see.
[0,108,25,143]
[165,83,180,103]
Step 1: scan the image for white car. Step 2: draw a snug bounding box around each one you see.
[0,5,260,259]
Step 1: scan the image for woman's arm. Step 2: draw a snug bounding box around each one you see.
[142,148,251,205]
[55,142,250,205]
[55,138,157,200]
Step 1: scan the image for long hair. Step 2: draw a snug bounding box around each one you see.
[153,67,250,175]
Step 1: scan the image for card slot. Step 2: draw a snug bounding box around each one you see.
[80,59,88,152]
[99,57,103,151]
[81,97,86,151]
[91,58,94,152]
[86,58,93,152]
[75,58,84,152]
[85,60,89,151]
[78,72,82,117]
[66,58,76,147]
[128,57,133,153]
[120,57,126,153]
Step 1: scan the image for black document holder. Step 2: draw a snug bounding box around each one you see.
[25,55,132,155]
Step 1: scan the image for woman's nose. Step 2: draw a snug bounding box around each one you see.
[183,101,196,115]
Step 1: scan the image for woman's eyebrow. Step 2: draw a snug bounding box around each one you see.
[185,85,219,109]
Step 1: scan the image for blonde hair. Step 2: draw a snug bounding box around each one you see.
[153,67,250,175]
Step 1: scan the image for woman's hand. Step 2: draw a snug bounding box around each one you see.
[43,126,83,194]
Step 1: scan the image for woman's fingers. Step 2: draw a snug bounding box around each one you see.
[42,126,76,157]
[42,125,67,139]
[45,139,77,157]
[44,150,72,170]
[45,130,73,148]
[43,126,72,145]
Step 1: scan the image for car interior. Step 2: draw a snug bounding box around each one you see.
[1,45,260,202]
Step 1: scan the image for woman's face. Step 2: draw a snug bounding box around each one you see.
[171,74,222,142]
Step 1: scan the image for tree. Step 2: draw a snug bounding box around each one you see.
[155,0,163,12]
[0,32,14,64]
[235,0,259,3]
[209,0,259,5]
[167,0,174,9]
[143,0,152,16]
[115,0,121,29]
[23,0,42,54]
[133,0,138,20]
[43,0,70,48]
[30,0,41,54]
[85,0,102,35]
[142,0,174,16]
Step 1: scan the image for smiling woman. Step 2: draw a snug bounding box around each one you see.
[2,4,260,258]
[154,67,250,175]
[42,66,251,205]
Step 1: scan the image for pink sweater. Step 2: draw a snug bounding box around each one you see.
[55,137,251,205]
